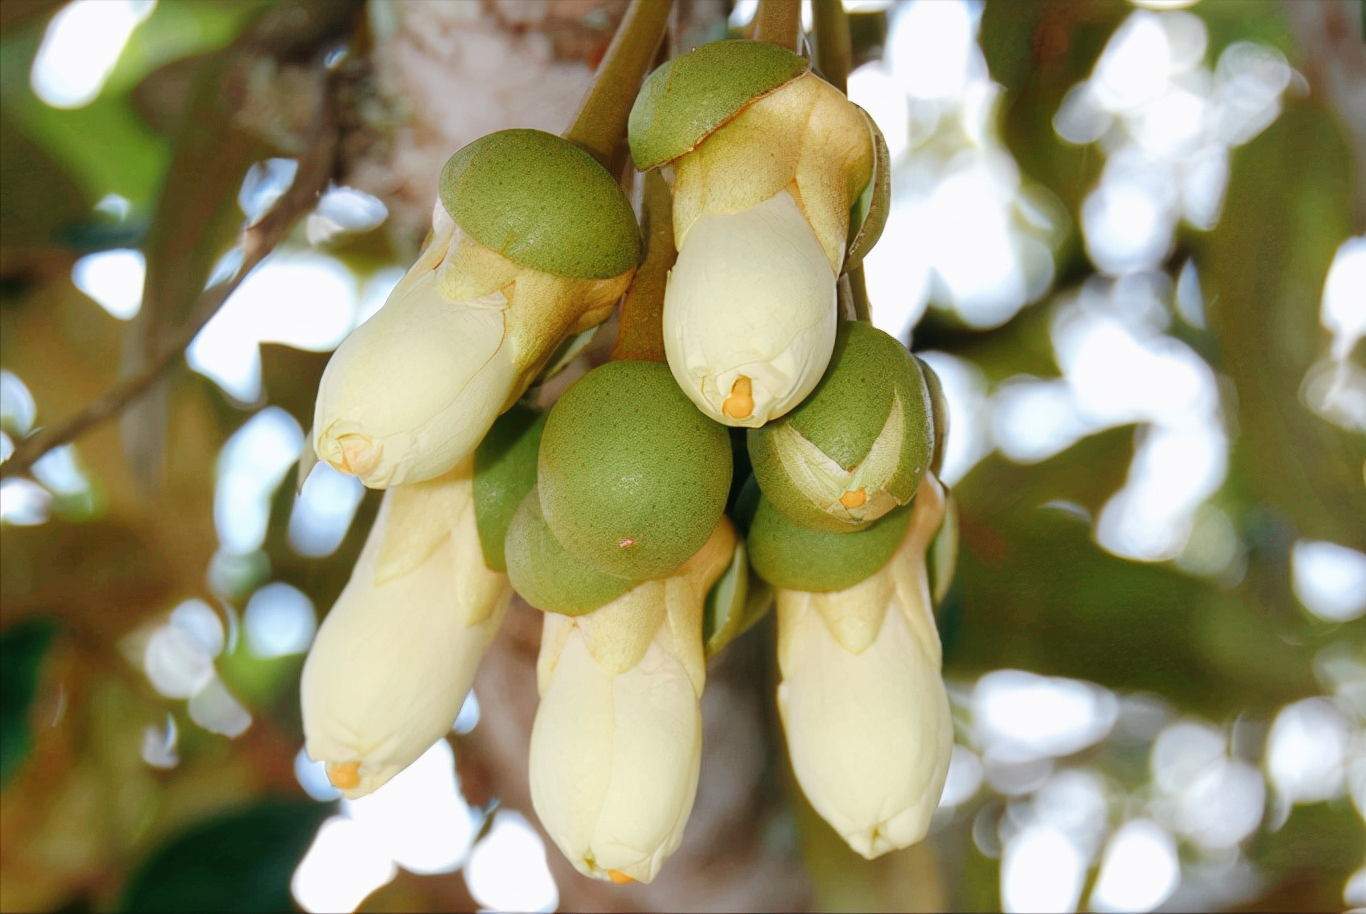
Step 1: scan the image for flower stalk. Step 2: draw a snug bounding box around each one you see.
[564,0,675,174]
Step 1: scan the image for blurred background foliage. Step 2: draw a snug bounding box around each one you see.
[1,0,1364,912]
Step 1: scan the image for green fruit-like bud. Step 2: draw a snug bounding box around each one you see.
[473,404,546,572]
[439,129,641,280]
[628,39,810,170]
[747,492,912,592]
[504,487,638,615]
[539,360,732,579]
[748,321,934,533]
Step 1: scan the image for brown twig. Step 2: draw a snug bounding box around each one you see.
[612,169,676,362]
[0,104,339,482]
[755,0,802,53]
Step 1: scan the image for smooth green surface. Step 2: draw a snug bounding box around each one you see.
[628,39,808,169]
[439,129,640,279]
[504,487,638,615]
[473,405,546,572]
[539,360,732,579]
[119,801,331,912]
[747,494,911,592]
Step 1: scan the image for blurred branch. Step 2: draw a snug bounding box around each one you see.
[0,100,339,483]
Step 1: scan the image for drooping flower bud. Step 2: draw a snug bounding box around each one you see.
[300,459,511,798]
[775,473,952,859]
[629,40,875,428]
[314,129,640,488]
[529,519,736,884]
[748,321,935,531]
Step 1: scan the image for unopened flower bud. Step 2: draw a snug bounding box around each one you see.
[631,41,874,428]
[529,519,735,883]
[776,474,952,859]
[749,321,935,531]
[314,130,639,488]
[300,460,511,798]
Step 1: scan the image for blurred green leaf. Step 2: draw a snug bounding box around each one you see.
[0,31,165,210]
[1200,96,1366,551]
[120,800,332,913]
[0,107,89,251]
[0,617,57,787]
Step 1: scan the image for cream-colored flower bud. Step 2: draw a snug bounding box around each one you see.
[529,520,734,884]
[776,474,952,859]
[314,129,638,488]
[301,459,511,799]
[662,189,837,427]
[313,212,520,489]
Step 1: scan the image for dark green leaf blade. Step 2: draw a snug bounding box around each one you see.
[120,800,333,913]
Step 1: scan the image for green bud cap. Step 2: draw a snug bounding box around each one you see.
[628,39,810,170]
[539,359,732,579]
[747,493,912,593]
[748,321,934,532]
[439,128,641,280]
[473,404,546,572]
[505,487,639,616]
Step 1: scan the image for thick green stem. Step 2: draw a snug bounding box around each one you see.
[811,0,851,93]
[755,0,802,52]
[612,169,675,362]
[564,0,674,174]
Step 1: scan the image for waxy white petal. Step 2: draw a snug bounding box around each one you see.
[776,476,952,858]
[663,189,837,427]
[301,463,511,798]
[529,520,734,883]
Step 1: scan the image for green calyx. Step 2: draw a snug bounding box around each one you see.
[473,404,546,573]
[439,129,641,280]
[538,359,732,580]
[504,487,639,616]
[747,492,912,593]
[628,39,809,170]
[748,321,935,532]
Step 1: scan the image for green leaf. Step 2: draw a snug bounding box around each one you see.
[0,617,57,788]
[703,535,758,656]
[120,800,332,913]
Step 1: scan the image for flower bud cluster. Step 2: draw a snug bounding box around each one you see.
[300,36,954,887]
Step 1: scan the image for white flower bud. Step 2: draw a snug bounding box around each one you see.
[301,460,511,799]
[314,203,632,489]
[775,474,952,859]
[529,520,734,883]
[663,189,837,427]
[313,212,520,489]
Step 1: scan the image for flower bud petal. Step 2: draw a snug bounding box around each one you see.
[775,476,952,859]
[313,233,519,488]
[663,189,836,427]
[301,462,511,798]
[529,520,734,883]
